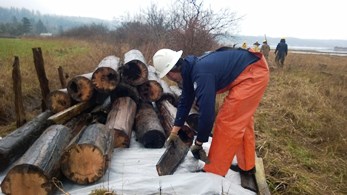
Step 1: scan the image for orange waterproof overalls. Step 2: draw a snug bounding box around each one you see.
[203,50,269,176]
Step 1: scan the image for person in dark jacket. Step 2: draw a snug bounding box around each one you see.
[152,48,269,177]
[275,38,288,68]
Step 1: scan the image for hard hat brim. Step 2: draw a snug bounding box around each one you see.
[158,50,183,78]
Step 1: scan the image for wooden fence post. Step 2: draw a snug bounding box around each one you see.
[58,66,67,88]
[32,47,50,111]
[12,56,26,127]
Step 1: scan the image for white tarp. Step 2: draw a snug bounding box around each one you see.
[0,135,255,195]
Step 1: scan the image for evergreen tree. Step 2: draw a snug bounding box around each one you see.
[35,19,47,34]
[21,17,32,35]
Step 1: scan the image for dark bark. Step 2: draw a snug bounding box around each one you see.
[134,102,166,148]
[111,82,140,104]
[1,125,72,195]
[12,56,26,127]
[106,97,137,148]
[0,110,53,172]
[60,123,114,184]
[32,47,50,111]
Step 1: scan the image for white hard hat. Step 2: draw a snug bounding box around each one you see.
[153,49,183,78]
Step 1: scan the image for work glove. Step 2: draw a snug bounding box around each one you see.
[191,142,210,164]
[165,131,179,147]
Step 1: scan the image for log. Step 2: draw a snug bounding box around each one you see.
[240,172,258,193]
[155,100,195,146]
[67,72,94,102]
[121,49,148,86]
[47,101,95,124]
[106,97,137,148]
[12,56,26,127]
[90,96,112,124]
[46,88,72,113]
[58,66,67,88]
[111,82,140,104]
[186,107,199,133]
[32,47,50,111]
[255,157,271,195]
[137,65,163,102]
[156,138,190,176]
[0,110,53,172]
[1,124,72,195]
[134,102,166,148]
[91,55,121,93]
[156,78,178,106]
[60,123,114,184]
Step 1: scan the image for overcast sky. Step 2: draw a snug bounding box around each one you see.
[1,0,346,40]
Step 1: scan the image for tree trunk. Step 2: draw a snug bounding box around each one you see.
[12,56,26,127]
[46,88,73,113]
[1,125,72,195]
[32,47,50,111]
[60,123,114,184]
[67,72,94,102]
[121,49,148,86]
[91,55,121,93]
[134,102,166,148]
[106,97,137,148]
[0,110,53,172]
[155,100,195,146]
[47,101,95,124]
[137,66,163,102]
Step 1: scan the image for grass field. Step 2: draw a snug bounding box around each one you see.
[0,37,346,194]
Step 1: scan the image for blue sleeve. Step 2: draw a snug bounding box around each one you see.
[195,74,216,142]
[174,78,195,127]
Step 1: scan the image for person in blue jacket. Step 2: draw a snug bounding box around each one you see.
[152,47,269,178]
[275,38,288,68]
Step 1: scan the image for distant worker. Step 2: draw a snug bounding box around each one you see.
[252,41,260,52]
[275,38,288,68]
[260,40,270,60]
[241,42,248,49]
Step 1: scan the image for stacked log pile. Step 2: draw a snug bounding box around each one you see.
[0,49,198,194]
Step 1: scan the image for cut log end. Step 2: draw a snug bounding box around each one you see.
[92,67,120,93]
[114,130,130,148]
[1,165,52,195]
[67,76,94,102]
[138,81,163,102]
[60,144,106,184]
[141,130,166,148]
[122,60,148,86]
[46,90,71,113]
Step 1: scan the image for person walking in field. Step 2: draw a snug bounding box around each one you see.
[152,48,269,180]
[275,38,288,68]
[260,40,270,60]
[252,41,260,52]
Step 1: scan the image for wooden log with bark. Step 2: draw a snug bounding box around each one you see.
[111,82,140,105]
[155,99,195,145]
[12,56,26,127]
[0,124,73,195]
[134,102,166,148]
[67,72,94,102]
[0,110,53,172]
[137,65,163,102]
[46,88,73,113]
[91,55,121,93]
[106,97,137,148]
[121,49,148,86]
[60,123,114,184]
[32,47,50,111]
[156,78,178,106]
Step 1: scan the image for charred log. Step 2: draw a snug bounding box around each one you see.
[0,111,53,172]
[134,102,166,148]
[1,125,72,195]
